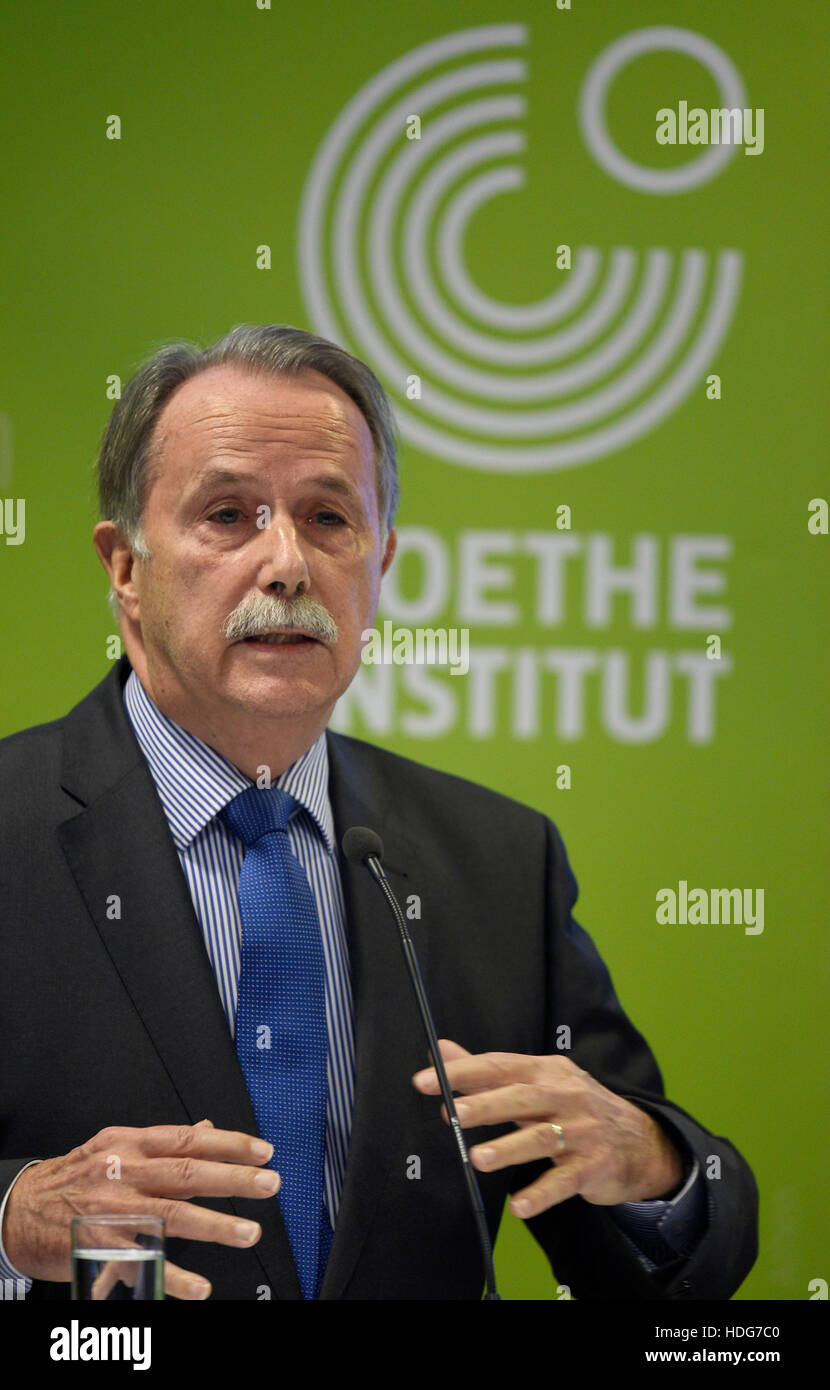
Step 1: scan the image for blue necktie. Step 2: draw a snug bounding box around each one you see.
[220,784,332,1299]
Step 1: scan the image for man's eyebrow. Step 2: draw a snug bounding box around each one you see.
[187,467,360,502]
[187,467,247,498]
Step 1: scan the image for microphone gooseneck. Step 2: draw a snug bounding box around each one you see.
[343,826,500,1301]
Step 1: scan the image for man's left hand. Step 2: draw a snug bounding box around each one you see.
[412,1040,685,1219]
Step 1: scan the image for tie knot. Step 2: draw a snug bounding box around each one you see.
[220,784,298,847]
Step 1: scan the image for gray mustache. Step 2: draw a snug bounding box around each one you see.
[223,593,339,644]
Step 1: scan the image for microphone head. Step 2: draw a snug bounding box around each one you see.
[342,826,384,865]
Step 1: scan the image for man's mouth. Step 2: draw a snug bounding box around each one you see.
[240,632,319,645]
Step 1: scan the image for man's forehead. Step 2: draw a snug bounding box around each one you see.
[153,364,373,460]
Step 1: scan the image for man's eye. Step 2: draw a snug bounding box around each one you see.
[313,511,345,526]
[208,508,243,524]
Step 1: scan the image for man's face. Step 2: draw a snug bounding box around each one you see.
[119,364,395,733]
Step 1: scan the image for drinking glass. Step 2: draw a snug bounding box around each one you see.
[70,1215,165,1301]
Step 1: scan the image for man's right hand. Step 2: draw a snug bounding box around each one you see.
[2,1120,280,1300]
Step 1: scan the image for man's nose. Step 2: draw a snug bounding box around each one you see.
[256,516,311,596]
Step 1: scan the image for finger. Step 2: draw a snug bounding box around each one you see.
[509,1161,582,1220]
[94,1124,274,1166]
[134,1156,282,1203]
[96,1195,264,1253]
[414,1039,470,1087]
[90,1259,136,1301]
[414,1051,554,1097]
[469,1119,576,1173]
[450,1082,573,1129]
[163,1259,212,1301]
[94,1255,215,1301]
[144,1124,272,1164]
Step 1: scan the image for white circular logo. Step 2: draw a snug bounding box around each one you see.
[579,26,747,194]
[298,25,744,472]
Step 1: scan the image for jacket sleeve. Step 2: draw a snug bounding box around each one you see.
[508,815,758,1300]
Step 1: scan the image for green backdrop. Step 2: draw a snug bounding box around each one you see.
[1,0,827,1300]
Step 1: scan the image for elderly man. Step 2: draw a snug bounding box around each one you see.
[0,325,757,1301]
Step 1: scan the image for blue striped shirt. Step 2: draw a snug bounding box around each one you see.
[122,668,355,1230]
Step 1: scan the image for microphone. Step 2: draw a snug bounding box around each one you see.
[342,826,500,1301]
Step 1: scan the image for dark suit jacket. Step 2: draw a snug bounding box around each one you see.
[0,656,757,1299]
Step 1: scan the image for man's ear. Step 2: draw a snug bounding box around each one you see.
[93,520,142,621]
[380,527,397,577]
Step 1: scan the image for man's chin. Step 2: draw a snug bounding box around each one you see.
[224,662,342,722]
[232,678,332,713]
[210,639,361,723]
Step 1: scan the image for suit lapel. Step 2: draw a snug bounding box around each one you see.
[320,731,429,1300]
[54,659,430,1300]
[55,657,300,1299]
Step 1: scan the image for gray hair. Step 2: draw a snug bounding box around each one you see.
[97,324,400,578]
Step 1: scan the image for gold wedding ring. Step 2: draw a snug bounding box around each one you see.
[549,1122,566,1154]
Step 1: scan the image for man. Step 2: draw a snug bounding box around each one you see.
[0,325,757,1300]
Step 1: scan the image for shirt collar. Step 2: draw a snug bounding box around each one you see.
[123,667,335,854]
